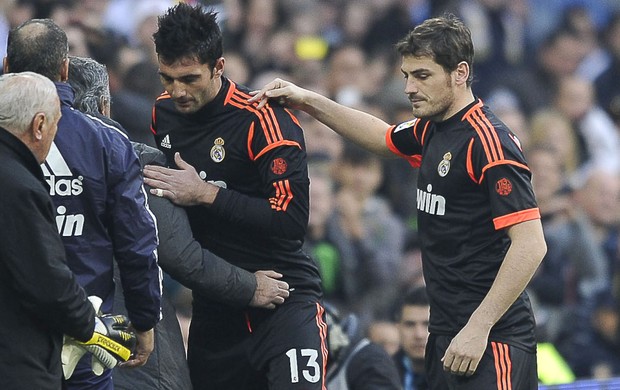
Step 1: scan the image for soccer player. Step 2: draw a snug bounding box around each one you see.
[5,19,161,389]
[250,14,547,390]
[67,54,292,390]
[142,4,327,390]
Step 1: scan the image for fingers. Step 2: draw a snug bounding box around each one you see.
[442,352,478,376]
[174,152,190,169]
[259,270,283,279]
[119,351,150,368]
[248,79,288,109]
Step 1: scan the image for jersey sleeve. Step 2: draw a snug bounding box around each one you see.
[469,129,540,230]
[104,129,162,331]
[210,107,310,240]
[386,118,426,167]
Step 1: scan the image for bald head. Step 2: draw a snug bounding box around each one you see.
[0,72,61,162]
[5,19,69,81]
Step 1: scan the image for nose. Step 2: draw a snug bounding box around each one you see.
[170,81,187,99]
[405,78,418,95]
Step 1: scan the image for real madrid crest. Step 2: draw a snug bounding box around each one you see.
[210,137,225,163]
[437,152,451,177]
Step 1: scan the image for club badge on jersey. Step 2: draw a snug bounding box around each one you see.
[438,152,451,177]
[211,137,225,163]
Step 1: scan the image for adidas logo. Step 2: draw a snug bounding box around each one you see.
[160,134,171,149]
[41,142,86,237]
[41,143,84,197]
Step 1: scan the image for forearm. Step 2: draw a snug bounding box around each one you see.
[211,188,307,240]
[468,220,547,331]
[161,240,256,307]
[299,90,393,156]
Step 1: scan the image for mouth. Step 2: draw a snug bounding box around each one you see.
[174,99,193,108]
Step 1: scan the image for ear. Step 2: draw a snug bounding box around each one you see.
[60,58,69,82]
[98,95,110,117]
[213,57,225,79]
[453,61,470,86]
[3,57,9,74]
[31,112,46,141]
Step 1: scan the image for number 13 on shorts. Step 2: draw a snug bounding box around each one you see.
[286,348,321,383]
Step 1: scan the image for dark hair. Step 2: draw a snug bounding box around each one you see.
[394,286,429,321]
[6,19,68,81]
[395,14,474,86]
[153,3,223,68]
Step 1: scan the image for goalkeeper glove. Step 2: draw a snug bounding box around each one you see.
[83,314,136,362]
[62,297,136,379]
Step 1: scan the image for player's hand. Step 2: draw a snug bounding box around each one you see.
[250,270,290,309]
[143,152,219,206]
[248,78,306,110]
[441,322,489,376]
[119,328,154,368]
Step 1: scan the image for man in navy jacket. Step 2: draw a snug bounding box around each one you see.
[4,19,162,389]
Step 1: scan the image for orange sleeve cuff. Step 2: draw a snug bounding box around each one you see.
[493,208,541,230]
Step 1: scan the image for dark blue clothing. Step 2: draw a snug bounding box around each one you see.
[46,83,161,389]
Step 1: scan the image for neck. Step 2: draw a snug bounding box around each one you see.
[440,88,475,122]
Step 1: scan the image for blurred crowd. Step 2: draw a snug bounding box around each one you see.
[3,0,620,382]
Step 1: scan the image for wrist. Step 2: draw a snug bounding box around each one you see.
[198,181,219,206]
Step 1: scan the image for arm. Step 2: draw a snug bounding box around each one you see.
[144,107,312,240]
[105,133,161,369]
[149,191,289,308]
[442,219,547,376]
[1,184,95,341]
[249,78,393,156]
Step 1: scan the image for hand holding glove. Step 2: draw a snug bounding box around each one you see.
[62,296,136,379]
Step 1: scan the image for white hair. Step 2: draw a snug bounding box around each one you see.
[0,71,58,136]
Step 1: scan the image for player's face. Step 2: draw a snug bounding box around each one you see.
[398,304,429,362]
[401,55,456,121]
[158,56,223,114]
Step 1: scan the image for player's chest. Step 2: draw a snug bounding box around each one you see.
[158,120,256,187]
[418,132,476,195]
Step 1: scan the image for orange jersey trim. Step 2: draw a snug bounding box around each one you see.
[419,120,430,146]
[478,160,531,185]
[269,180,293,211]
[247,122,256,160]
[493,208,540,230]
[465,102,505,164]
[228,87,284,145]
[492,342,513,390]
[152,94,172,134]
[466,138,476,183]
[150,106,157,135]
[254,140,302,161]
[315,303,329,390]
[386,125,422,168]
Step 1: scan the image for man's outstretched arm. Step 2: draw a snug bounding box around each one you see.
[249,78,394,157]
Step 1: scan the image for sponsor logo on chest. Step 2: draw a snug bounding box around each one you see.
[41,143,85,236]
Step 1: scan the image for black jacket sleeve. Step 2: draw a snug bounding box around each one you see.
[149,193,256,307]
[132,143,256,307]
[2,181,95,341]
